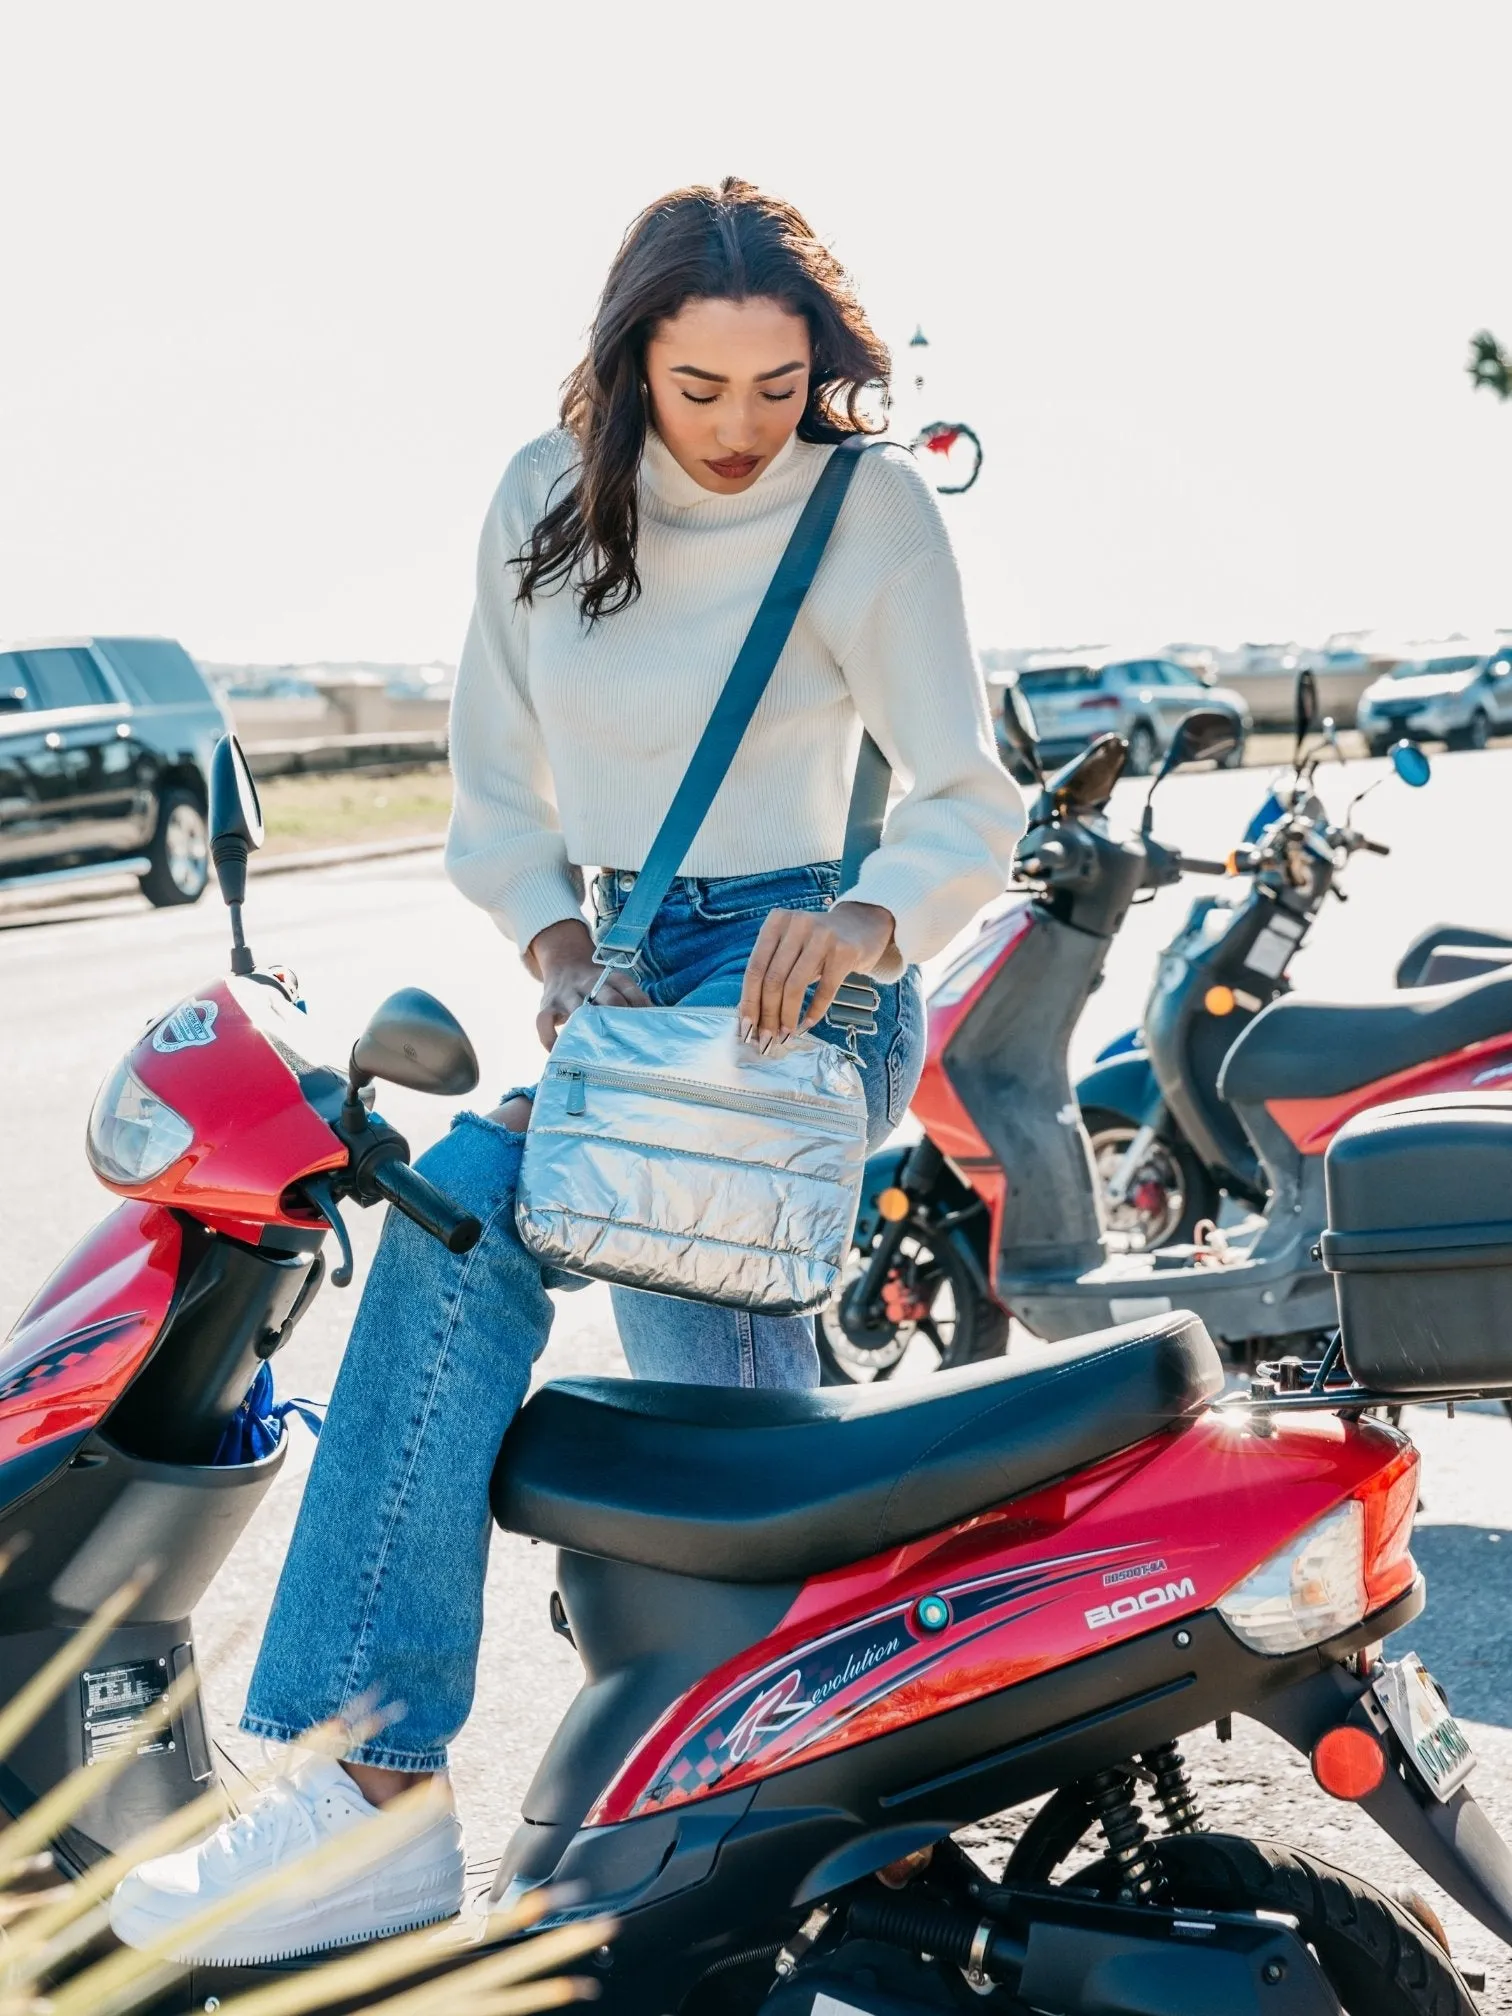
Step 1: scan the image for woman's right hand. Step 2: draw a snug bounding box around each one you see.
[527,918,650,1052]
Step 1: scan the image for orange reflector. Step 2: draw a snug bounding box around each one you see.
[878,1187,911,1223]
[1311,1725,1386,1801]
[1205,985,1237,1017]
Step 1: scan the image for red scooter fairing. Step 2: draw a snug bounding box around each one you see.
[589,1411,1417,1825]
[94,975,346,1242]
[0,1202,182,1493]
[908,902,1035,1240]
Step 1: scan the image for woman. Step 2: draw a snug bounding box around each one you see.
[112,177,1023,1961]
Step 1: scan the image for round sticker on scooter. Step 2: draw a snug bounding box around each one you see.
[151,999,219,1054]
[913,1594,951,1634]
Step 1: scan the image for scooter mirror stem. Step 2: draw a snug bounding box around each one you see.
[341,1055,373,1135]
[228,900,255,979]
[1345,777,1383,828]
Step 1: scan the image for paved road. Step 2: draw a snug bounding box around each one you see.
[4,746,1512,1999]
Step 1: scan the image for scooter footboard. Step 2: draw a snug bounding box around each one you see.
[1255,1652,1512,1949]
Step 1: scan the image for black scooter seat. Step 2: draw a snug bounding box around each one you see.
[491,1313,1222,1581]
[1220,965,1512,1105]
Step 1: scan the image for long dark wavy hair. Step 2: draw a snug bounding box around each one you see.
[516,177,890,622]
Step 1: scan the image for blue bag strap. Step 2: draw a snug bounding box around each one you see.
[595,436,888,968]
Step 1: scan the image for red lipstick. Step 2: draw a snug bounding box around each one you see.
[704,453,761,480]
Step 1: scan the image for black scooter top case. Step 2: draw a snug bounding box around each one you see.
[1321,1091,1512,1394]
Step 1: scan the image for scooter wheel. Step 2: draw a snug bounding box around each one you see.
[816,1221,1009,1385]
[1083,1107,1219,1251]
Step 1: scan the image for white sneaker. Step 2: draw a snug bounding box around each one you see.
[109,1753,465,1964]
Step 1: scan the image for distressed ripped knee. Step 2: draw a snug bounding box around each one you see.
[490,1094,534,1134]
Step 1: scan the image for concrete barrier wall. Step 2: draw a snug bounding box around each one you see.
[228,691,450,744]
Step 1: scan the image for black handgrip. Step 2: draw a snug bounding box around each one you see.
[1178,855,1230,876]
[371,1159,482,1254]
[1361,836,1391,857]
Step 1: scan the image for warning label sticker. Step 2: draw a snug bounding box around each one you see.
[81,1661,173,1766]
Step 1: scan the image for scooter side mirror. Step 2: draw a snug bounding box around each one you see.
[1293,669,1320,744]
[349,989,480,1104]
[1140,709,1239,834]
[1391,741,1432,788]
[1164,709,1240,772]
[208,735,264,975]
[1000,681,1045,783]
[208,736,264,898]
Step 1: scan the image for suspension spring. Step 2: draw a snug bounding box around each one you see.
[1143,1740,1204,1834]
[1088,1767,1166,1902]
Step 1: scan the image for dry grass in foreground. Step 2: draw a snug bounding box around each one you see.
[0,1562,606,2016]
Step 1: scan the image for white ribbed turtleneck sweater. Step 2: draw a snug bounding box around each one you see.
[444,426,1023,976]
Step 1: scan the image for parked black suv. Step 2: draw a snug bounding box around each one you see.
[0,638,228,906]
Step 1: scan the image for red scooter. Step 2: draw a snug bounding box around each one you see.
[5,735,1512,2014]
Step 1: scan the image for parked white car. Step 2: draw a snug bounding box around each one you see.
[1355,640,1512,754]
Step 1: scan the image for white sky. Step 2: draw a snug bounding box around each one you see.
[2,1,1508,665]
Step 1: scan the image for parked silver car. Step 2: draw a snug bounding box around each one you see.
[999,652,1252,776]
[1355,640,1512,754]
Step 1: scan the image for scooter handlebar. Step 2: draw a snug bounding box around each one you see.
[370,1158,482,1255]
[1177,855,1231,876]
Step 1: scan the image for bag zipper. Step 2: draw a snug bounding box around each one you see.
[549,1059,865,1133]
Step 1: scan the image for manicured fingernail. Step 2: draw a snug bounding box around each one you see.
[759,1034,774,1056]
[739,1018,753,1044]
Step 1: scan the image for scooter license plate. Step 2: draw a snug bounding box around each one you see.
[1372,1652,1476,1802]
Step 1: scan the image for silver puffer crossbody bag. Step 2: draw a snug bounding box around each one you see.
[515,437,890,1314]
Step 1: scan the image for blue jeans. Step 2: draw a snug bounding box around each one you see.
[242,863,925,1769]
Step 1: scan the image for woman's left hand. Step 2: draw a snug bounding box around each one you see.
[739,900,896,1050]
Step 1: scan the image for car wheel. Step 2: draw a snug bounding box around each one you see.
[1468,708,1491,750]
[1124,721,1157,776]
[140,789,210,907]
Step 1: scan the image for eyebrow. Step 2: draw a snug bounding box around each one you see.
[668,360,808,384]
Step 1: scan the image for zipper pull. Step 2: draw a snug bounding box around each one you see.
[561,1068,587,1116]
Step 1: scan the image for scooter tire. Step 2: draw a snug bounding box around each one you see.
[816,1222,1009,1386]
[1034,1827,1476,2016]
[1150,1834,1476,2016]
[1082,1106,1220,1250]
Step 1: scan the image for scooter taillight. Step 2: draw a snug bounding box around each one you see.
[1356,1443,1419,1613]
[1216,1441,1419,1656]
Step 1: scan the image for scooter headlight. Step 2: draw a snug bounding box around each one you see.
[86,1059,194,1184]
[1216,1502,1366,1654]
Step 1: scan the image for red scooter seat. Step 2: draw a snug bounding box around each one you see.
[491,1313,1222,1581]
[1219,965,1512,1105]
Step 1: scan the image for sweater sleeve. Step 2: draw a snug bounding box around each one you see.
[444,467,587,954]
[834,477,1025,976]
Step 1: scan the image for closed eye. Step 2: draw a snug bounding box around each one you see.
[680,390,718,405]
[761,389,797,402]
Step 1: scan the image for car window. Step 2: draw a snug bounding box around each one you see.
[1018,666,1102,694]
[1388,655,1481,679]
[99,637,213,707]
[0,652,36,707]
[20,648,112,710]
[1158,660,1201,688]
[1123,661,1165,685]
